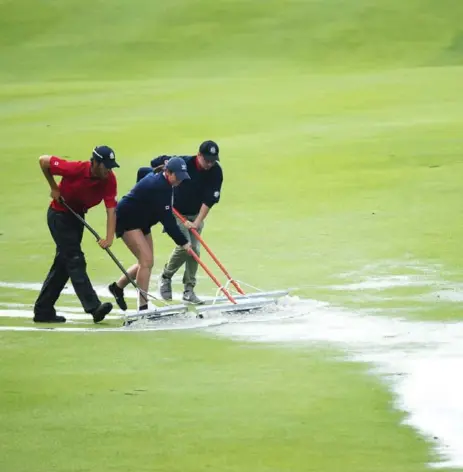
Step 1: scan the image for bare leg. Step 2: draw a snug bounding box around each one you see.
[116,263,139,289]
[122,230,154,309]
[139,234,154,307]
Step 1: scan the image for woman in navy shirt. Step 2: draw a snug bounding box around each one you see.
[109,157,191,312]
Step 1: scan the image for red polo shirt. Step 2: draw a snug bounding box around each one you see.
[49,156,117,214]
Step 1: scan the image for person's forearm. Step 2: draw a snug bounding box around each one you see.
[106,208,116,242]
[194,204,210,226]
[39,155,58,191]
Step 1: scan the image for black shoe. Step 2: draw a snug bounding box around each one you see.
[33,314,66,323]
[108,282,127,311]
[91,302,113,323]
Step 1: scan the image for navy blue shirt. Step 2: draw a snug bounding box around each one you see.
[116,172,188,246]
[150,155,223,215]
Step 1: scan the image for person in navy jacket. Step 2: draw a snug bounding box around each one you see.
[108,157,191,312]
[148,140,223,305]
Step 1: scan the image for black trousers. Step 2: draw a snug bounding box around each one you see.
[34,208,101,316]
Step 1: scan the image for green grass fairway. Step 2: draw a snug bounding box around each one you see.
[1,0,463,471]
[0,333,438,472]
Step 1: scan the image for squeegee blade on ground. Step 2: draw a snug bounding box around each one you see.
[124,304,189,324]
[196,299,276,316]
[213,290,289,303]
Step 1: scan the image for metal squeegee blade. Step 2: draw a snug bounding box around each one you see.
[196,299,276,315]
[213,290,289,303]
[124,304,188,322]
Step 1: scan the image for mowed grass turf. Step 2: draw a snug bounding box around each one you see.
[1,0,463,471]
[0,332,439,472]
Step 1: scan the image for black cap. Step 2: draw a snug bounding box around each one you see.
[166,157,190,181]
[199,140,219,162]
[92,145,119,169]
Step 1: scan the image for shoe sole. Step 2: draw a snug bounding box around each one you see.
[33,318,66,323]
[93,304,113,324]
[182,298,205,306]
[112,299,127,311]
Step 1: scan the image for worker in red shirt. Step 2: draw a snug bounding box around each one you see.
[33,145,119,324]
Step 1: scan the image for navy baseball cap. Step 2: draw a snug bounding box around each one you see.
[199,140,219,162]
[166,157,190,181]
[92,145,119,169]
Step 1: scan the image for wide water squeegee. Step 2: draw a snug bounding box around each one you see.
[122,212,289,325]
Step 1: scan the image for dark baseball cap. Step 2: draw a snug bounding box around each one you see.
[199,140,219,162]
[92,145,119,169]
[166,157,190,181]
